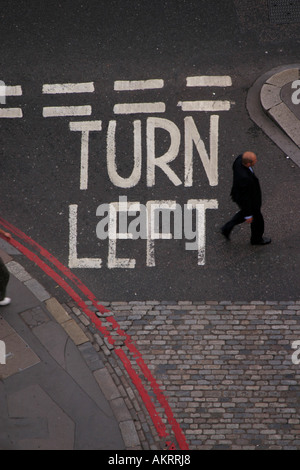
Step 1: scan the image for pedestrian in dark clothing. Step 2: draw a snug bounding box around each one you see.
[221,151,271,245]
[0,229,12,306]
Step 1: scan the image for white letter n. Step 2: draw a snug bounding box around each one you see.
[184,115,219,187]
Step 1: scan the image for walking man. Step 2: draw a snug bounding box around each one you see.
[0,229,12,306]
[221,151,271,245]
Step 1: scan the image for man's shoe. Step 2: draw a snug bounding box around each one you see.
[221,227,230,240]
[251,237,271,246]
[221,226,230,240]
[0,297,11,306]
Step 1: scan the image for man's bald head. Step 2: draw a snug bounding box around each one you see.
[242,151,257,168]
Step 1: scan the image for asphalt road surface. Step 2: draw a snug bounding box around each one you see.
[0,0,299,301]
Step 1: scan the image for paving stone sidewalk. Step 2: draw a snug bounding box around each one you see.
[65,298,300,450]
[1,244,300,450]
[0,247,141,450]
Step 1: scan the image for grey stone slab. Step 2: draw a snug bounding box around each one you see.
[0,318,40,379]
[3,275,41,315]
[6,261,32,282]
[268,101,300,147]
[7,384,74,450]
[78,341,104,371]
[42,365,124,450]
[260,83,282,111]
[266,68,299,87]
[110,397,132,422]
[32,321,68,368]
[24,279,50,302]
[64,337,113,416]
[0,417,48,440]
[20,306,51,329]
[74,408,125,450]
[94,368,121,401]
[119,420,140,449]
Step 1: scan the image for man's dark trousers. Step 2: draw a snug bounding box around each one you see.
[0,257,9,301]
[223,209,264,243]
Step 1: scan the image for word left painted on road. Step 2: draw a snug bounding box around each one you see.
[0,76,233,269]
[69,198,218,269]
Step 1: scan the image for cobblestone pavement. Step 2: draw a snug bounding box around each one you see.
[64,298,300,450]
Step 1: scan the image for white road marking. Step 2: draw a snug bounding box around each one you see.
[184,115,219,187]
[107,120,142,189]
[113,102,166,114]
[43,82,95,94]
[186,199,219,266]
[68,204,102,268]
[69,121,102,190]
[114,79,164,91]
[0,85,23,118]
[187,76,232,87]
[0,108,23,118]
[69,121,102,132]
[4,85,23,96]
[107,201,136,269]
[43,105,92,117]
[178,100,231,112]
[147,117,182,187]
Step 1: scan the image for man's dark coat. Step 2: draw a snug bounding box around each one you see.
[230,154,262,217]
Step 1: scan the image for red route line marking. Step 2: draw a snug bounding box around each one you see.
[0,218,189,450]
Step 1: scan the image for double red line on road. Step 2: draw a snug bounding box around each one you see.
[0,216,189,450]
